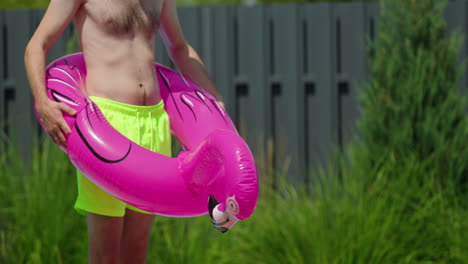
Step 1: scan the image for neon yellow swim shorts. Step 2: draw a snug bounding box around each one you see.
[74,96,172,217]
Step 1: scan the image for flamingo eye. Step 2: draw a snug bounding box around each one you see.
[226,196,240,215]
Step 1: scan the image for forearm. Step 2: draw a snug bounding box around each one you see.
[169,44,223,101]
[24,43,48,104]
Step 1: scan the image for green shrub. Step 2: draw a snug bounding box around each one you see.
[339,0,468,261]
[357,0,468,198]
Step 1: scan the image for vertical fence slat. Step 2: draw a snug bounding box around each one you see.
[269,4,301,183]
[445,0,468,95]
[235,5,267,156]
[211,6,235,115]
[179,7,202,58]
[5,10,35,162]
[0,10,5,151]
[366,3,380,83]
[301,3,336,180]
[201,7,214,75]
[334,3,367,149]
[367,3,380,45]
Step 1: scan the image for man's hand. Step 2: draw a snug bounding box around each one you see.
[36,98,76,147]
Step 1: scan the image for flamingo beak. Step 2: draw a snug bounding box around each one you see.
[208,194,238,233]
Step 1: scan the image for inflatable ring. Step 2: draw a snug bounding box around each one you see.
[37,53,258,232]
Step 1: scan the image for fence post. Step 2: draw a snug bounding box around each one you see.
[300,3,337,183]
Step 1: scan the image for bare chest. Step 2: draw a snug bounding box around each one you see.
[85,0,164,35]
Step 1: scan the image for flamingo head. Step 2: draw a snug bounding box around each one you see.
[208,194,239,233]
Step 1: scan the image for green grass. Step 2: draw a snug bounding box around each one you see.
[0,138,88,264]
[1,137,467,263]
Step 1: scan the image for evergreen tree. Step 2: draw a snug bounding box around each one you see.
[354,0,468,196]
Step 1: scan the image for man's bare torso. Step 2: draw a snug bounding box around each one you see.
[75,0,164,105]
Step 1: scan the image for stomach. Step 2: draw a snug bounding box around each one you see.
[79,24,161,106]
[85,65,162,106]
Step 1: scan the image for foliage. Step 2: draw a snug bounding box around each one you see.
[339,0,468,261]
[1,139,467,263]
[357,0,468,197]
[0,140,88,264]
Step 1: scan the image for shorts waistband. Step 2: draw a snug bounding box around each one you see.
[89,96,165,116]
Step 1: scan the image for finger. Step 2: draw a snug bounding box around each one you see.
[59,103,77,116]
[50,134,60,146]
[56,132,67,147]
[49,128,65,147]
[60,121,72,135]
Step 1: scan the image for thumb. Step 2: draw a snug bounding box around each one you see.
[60,103,77,116]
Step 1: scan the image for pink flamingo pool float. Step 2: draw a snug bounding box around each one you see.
[37,53,259,232]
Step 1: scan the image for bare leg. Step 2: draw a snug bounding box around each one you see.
[120,209,156,264]
[87,213,124,264]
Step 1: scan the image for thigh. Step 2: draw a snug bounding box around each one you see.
[87,213,124,264]
[120,209,156,264]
